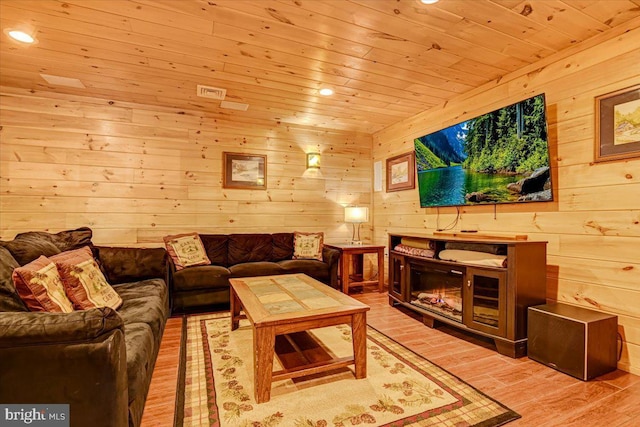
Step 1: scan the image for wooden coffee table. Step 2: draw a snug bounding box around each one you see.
[229,273,370,403]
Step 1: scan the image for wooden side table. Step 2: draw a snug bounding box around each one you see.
[324,243,385,294]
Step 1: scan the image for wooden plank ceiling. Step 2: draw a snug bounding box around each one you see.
[2,0,640,133]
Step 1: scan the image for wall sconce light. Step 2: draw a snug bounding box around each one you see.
[306,152,321,169]
[344,206,369,244]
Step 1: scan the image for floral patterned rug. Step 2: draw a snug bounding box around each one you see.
[174,312,520,427]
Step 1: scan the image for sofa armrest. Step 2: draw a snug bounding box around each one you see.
[167,256,178,292]
[0,308,129,426]
[322,246,341,289]
[96,246,167,285]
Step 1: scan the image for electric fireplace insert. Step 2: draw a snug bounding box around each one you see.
[408,260,464,323]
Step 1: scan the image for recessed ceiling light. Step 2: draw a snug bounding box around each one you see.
[319,88,334,96]
[6,29,35,44]
[420,0,439,4]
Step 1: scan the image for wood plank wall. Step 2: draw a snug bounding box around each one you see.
[0,86,373,246]
[372,25,640,374]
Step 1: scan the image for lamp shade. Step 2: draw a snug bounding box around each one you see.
[344,206,369,223]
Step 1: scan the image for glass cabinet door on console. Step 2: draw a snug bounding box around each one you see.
[463,268,507,337]
[389,253,406,302]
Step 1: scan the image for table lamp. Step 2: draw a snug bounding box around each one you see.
[344,206,369,244]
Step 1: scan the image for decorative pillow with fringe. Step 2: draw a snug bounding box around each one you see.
[293,232,324,261]
[51,246,122,311]
[164,233,211,270]
[12,256,75,312]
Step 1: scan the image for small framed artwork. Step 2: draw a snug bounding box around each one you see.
[595,84,640,163]
[222,152,267,190]
[386,151,416,192]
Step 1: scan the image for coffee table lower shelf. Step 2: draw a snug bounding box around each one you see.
[271,332,358,383]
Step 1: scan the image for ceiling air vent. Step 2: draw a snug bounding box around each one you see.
[40,73,85,88]
[196,85,226,100]
[220,100,249,111]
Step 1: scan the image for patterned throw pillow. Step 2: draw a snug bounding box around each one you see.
[12,256,75,313]
[51,246,123,311]
[164,233,211,270]
[293,232,324,261]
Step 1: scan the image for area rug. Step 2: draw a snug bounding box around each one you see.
[174,313,520,427]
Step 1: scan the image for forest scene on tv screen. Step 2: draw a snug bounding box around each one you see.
[414,94,553,208]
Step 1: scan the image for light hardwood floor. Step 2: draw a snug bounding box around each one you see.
[141,291,640,426]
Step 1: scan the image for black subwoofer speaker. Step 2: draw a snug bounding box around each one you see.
[527,303,617,381]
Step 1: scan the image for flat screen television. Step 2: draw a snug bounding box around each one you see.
[414,93,553,208]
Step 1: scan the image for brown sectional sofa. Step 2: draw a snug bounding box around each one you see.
[169,232,340,312]
[0,228,169,427]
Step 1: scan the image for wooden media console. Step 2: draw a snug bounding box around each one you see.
[388,233,547,358]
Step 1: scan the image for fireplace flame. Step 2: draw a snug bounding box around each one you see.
[413,291,463,315]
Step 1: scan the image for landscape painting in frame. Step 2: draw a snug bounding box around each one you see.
[386,152,415,192]
[222,152,267,190]
[595,84,640,162]
[414,93,553,208]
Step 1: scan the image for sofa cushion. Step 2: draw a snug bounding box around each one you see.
[94,246,167,286]
[50,227,93,250]
[228,234,273,264]
[293,231,324,261]
[96,246,166,285]
[0,227,93,266]
[113,279,169,336]
[12,256,75,313]
[278,259,329,281]
[272,233,294,261]
[51,247,123,311]
[2,239,60,266]
[229,262,285,278]
[200,235,229,266]
[163,233,210,270]
[0,246,27,312]
[172,265,231,292]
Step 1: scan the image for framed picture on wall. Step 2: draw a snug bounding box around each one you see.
[223,152,267,189]
[595,84,640,163]
[386,151,415,192]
